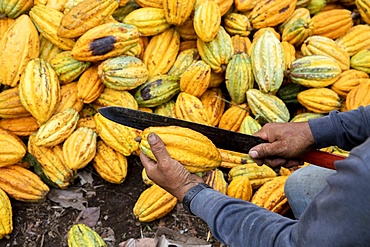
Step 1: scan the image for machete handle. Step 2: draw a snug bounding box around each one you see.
[298,149,346,170]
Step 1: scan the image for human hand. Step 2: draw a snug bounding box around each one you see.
[248,122,315,168]
[139,132,204,202]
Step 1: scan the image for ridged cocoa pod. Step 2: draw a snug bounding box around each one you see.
[0,18,15,38]
[252,27,281,43]
[251,176,289,214]
[50,51,90,84]
[224,12,252,37]
[77,66,105,104]
[331,69,369,98]
[140,126,221,173]
[71,23,140,62]
[350,49,370,74]
[134,0,162,9]
[290,112,324,122]
[281,41,296,71]
[141,168,154,186]
[228,163,277,189]
[248,0,297,29]
[123,7,170,36]
[55,83,84,114]
[197,26,233,73]
[0,0,33,18]
[29,5,76,51]
[112,1,140,22]
[204,169,228,194]
[218,148,254,169]
[247,89,290,123]
[143,28,180,76]
[93,140,128,184]
[93,88,138,110]
[19,58,60,125]
[0,116,39,137]
[301,36,350,71]
[98,55,149,91]
[179,40,197,52]
[0,128,27,168]
[297,88,341,113]
[0,15,39,88]
[94,113,141,156]
[335,25,370,57]
[134,75,180,108]
[175,18,197,41]
[0,187,12,240]
[68,223,107,247]
[234,0,257,12]
[194,0,221,42]
[218,103,249,131]
[0,87,31,119]
[227,176,253,201]
[133,184,177,222]
[175,92,210,125]
[63,127,97,170]
[57,0,119,38]
[208,71,225,88]
[356,0,370,24]
[200,88,225,127]
[28,136,75,189]
[168,48,200,77]
[76,116,97,132]
[180,60,210,97]
[154,100,176,118]
[251,29,284,94]
[163,0,195,26]
[226,52,254,104]
[39,35,62,62]
[0,165,50,202]
[239,115,261,135]
[346,80,370,111]
[231,35,252,55]
[34,108,79,147]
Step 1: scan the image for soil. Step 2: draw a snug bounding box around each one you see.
[0,156,220,247]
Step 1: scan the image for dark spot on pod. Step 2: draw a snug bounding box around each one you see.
[279,5,290,14]
[241,158,247,164]
[140,79,163,100]
[90,36,116,56]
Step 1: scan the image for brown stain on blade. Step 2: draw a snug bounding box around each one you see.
[90,36,116,56]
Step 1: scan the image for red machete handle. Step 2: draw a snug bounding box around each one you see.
[299,149,347,170]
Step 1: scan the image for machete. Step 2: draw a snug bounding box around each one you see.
[98,106,346,170]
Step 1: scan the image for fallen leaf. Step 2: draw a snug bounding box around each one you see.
[118,238,155,247]
[75,207,100,227]
[78,170,94,185]
[47,188,87,210]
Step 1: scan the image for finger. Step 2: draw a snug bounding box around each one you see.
[139,151,157,170]
[284,160,303,168]
[249,141,286,160]
[147,132,172,167]
[264,157,288,168]
[252,129,269,140]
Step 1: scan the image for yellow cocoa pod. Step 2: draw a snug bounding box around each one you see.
[218,103,249,131]
[168,48,200,77]
[29,5,76,50]
[93,140,128,184]
[297,88,341,113]
[58,0,119,38]
[140,126,222,173]
[77,66,105,104]
[123,7,170,36]
[0,87,31,119]
[92,88,138,111]
[224,12,252,37]
[227,176,253,201]
[19,58,60,125]
[234,0,258,12]
[0,116,39,137]
[76,116,96,132]
[0,165,50,202]
[141,168,154,186]
[133,184,177,222]
[252,27,281,42]
[154,100,176,118]
[356,0,370,24]
[39,35,62,62]
[301,35,350,72]
[0,0,33,18]
[312,9,353,40]
[143,28,180,76]
[228,163,277,189]
[213,0,233,16]
[248,0,297,29]
[94,113,141,156]
[67,223,107,247]
[180,60,211,97]
[208,70,225,88]
[331,69,369,98]
[194,0,221,42]
[239,115,261,135]
[175,18,197,41]
[204,169,228,194]
[231,35,252,55]
[0,18,15,38]
[0,188,12,240]
[281,41,296,71]
[335,25,370,56]
[63,127,97,170]
[71,23,140,62]
[135,0,162,8]
[34,108,79,147]
[163,0,195,26]
[290,112,324,122]
[179,40,197,52]
[200,88,225,127]
[0,15,39,88]
[175,92,210,125]
[346,80,370,110]
[28,136,75,189]
[0,128,27,168]
[218,148,254,169]
[55,82,84,114]
[251,176,289,214]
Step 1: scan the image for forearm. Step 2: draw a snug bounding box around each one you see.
[308,106,370,150]
[190,189,297,247]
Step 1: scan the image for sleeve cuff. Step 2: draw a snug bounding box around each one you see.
[308,115,337,149]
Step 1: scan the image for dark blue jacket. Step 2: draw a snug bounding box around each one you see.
[190,106,370,247]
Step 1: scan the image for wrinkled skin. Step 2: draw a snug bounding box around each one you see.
[248,122,315,168]
[140,132,204,201]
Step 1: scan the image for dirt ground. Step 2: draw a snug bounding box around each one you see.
[0,156,220,247]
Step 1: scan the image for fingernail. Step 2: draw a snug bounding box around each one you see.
[148,132,157,143]
[249,150,259,159]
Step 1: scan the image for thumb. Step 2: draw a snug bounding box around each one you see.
[147,132,172,165]
[249,142,280,159]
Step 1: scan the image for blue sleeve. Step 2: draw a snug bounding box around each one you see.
[308,105,370,150]
[190,138,370,247]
